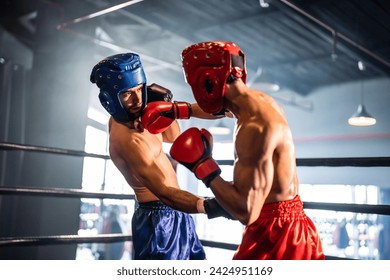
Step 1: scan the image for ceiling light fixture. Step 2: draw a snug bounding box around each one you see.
[348,104,376,126]
[348,60,376,126]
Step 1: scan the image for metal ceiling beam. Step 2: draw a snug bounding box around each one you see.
[55,0,181,72]
[56,0,144,30]
[59,27,182,72]
[278,0,390,76]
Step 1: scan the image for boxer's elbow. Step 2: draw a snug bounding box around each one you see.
[155,190,174,207]
[236,207,262,226]
[234,197,263,225]
[154,188,181,209]
[234,210,251,225]
[225,202,251,225]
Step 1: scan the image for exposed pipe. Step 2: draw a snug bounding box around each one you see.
[0,60,13,186]
[55,0,181,72]
[280,0,390,69]
[57,0,144,30]
[331,31,338,61]
[60,27,182,72]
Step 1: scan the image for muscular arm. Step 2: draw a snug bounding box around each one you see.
[116,132,201,213]
[161,103,226,142]
[162,120,180,143]
[208,124,278,225]
[191,103,225,119]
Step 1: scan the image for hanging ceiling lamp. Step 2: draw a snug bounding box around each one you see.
[348,104,376,126]
[348,60,376,127]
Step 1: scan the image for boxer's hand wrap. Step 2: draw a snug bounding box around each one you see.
[204,198,235,220]
[196,198,206,214]
[146,83,173,103]
[141,101,192,134]
[170,127,221,187]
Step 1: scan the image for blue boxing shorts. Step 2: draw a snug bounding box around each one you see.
[132,201,206,260]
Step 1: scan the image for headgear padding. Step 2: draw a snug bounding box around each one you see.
[90,53,147,122]
[181,41,246,114]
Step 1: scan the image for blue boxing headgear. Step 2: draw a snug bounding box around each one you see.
[90,53,147,122]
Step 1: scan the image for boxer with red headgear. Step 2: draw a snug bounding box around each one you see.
[141,42,243,132]
[181,41,246,115]
[170,41,325,260]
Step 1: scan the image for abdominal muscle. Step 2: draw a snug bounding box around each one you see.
[121,151,181,203]
[132,187,160,203]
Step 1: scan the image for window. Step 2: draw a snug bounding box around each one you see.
[301,184,383,260]
[77,101,134,260]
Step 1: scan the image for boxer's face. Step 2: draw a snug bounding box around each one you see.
[119,84,143,116]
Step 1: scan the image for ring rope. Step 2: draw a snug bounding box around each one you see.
[2,141,390,166]
[0,234,353,259]
[303,201,390,215]
[0,234,235,249]
[0,142,110,160]
[0,233,354,259]
[219,157,390,167]
[0,185,135,200]
[1,185,389,215]
[0,233,132,247]
[0,189,387,258]
[1,141,389,259]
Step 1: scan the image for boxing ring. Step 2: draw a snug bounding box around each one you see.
[1,141,390,259]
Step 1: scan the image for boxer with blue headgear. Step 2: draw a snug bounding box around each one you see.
[90,53,174,123]
[90,53,148,122]
[89,52,233,260]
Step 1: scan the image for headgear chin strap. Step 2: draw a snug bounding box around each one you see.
[90,53,147,122]
[181,41,246,114]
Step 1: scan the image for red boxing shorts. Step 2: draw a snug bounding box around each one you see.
[233,195,325,260]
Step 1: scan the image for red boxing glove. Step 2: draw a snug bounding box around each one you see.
[170,127,221,187]
[141,101,192,134]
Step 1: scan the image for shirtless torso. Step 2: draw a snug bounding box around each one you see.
[210,80,299,225]
[108,117,200,211]
[177,40,324,259]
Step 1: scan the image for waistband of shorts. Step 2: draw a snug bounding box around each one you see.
[137,200,172,210]
[260,195,305,218]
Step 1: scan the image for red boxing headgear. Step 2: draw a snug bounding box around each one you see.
[181,41,246,114]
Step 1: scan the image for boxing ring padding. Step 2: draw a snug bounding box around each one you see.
[1,141,390,259]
